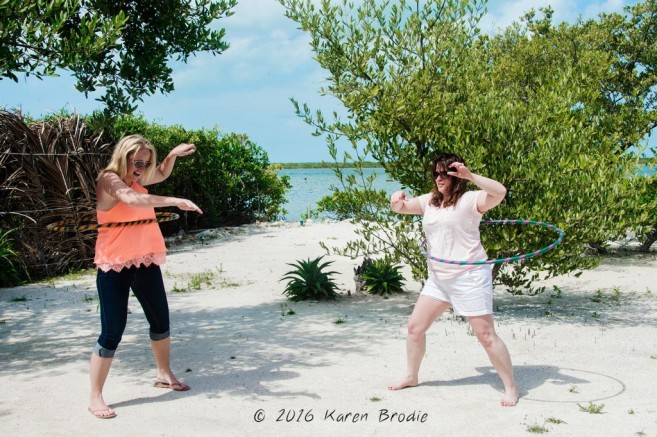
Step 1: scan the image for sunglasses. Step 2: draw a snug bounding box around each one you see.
[131,159,152,170]
[433,167,454,179]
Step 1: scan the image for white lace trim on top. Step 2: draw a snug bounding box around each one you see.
[97,252,166,273]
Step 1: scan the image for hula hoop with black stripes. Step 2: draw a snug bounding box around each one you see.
[420,219,564,265]
[46,212,180,233]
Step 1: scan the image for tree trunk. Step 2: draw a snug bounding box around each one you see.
[639,225,657,252]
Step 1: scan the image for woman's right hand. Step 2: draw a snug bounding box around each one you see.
[390,191,406,212]
[177,198,203,214]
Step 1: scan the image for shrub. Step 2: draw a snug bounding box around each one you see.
[0,228,29,287]
[360,258,405,296]
[87,113,291,228]
[281,256,339,301]
[316,188,388,221]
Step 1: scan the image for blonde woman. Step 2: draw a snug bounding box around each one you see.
[388,152,518,406]
[88,134,202,419]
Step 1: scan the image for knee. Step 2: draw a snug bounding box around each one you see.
[475,329,496,349]
[98,327,124,352]
[407,320,428,338]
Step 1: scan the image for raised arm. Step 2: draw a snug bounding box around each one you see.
[143,143,197,185]
[447,163,506,213]
[390,191,424,215]
[97,171,202,213]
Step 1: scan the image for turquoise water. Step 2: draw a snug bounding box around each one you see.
[278,164,655,221]
[279,167,402,221]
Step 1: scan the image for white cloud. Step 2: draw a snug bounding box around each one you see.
[172,1,314,87]
[581,0,629,17]
[480,0,636,34]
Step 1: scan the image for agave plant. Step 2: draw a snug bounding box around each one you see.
[360,258,405,296]
[281,255,339,301]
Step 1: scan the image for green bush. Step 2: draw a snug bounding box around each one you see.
[636,172,657,251]
[316,188,388,221]
[281,256,339,301]
[87,113,291,228]
[0,228,29,287]
[359,258,405,296]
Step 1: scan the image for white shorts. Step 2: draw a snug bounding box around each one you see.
[421,265,493,317]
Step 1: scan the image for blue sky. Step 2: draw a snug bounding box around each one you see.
[0,0,649,162]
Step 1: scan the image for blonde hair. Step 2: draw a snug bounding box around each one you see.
[99,134,158,181]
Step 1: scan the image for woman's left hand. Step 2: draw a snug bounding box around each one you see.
[169,143,196,158]
[447,162,473,180]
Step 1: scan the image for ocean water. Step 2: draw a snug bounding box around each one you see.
[278,167,402,221]
[278,164,655,221]
[639,164,656,176]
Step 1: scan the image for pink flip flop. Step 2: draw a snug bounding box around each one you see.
[153,380,191,391]
[88,406,117,419]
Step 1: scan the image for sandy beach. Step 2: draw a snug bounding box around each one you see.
[0,220,656,436]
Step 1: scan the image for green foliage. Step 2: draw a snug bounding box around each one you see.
[281,256,339,302]
[280,0,655,292]
[578,402,605,414]
[316,188,388,220]
[0,0,126,81]
[359,258,405,296]
[635,173,657,251]
[526,424,549,434]
[0,228,29,287]
[87,113,291,227]
[1,0,237,114]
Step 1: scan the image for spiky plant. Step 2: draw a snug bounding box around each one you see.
[0,228,29,287]
[281,255,339,301]
[360,258,405,296]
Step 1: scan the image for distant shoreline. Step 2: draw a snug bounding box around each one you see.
[275,161,381,169]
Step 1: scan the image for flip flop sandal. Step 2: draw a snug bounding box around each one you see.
[153,381,191,391]
[88,407,117,419]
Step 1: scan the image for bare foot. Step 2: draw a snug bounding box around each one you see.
[500,388,519,406]
[387,376,418,391]
[88,396,116,419]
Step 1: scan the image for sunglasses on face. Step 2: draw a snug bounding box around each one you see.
[433,167,454,179]
[131,159,152,170]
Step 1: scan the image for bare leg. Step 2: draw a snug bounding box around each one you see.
[388,296,451,390]
[89,354,116,417]
[151,337,189,390]
[467,314,518,406]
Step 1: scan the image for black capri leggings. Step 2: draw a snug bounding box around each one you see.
[94,264,170,357]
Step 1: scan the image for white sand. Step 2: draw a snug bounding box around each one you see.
[0,220,656,436]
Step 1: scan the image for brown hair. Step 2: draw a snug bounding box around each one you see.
[430,152,468,208]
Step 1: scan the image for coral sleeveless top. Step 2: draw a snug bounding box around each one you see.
[94,183,167,272]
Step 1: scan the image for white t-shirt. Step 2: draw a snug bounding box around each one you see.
[420,190,487,279]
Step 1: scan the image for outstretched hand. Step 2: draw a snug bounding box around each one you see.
[169,143,196,158]
[177,198,203,214]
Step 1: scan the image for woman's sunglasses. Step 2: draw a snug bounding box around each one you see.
[433,167,454,179]
[131,160,152,170]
